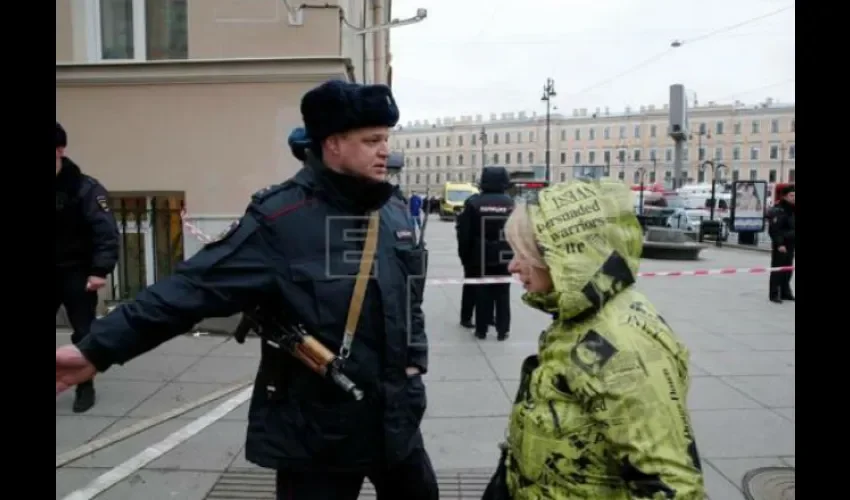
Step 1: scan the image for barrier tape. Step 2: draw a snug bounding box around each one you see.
[424,265,795,286]
[177,212,794,284]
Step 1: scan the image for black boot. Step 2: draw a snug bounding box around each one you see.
[73,381,96,413]
[497,331,510,342]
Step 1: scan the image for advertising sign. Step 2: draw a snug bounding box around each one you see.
[730,180,767,232]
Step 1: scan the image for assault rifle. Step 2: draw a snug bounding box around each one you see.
[233,307,364,401]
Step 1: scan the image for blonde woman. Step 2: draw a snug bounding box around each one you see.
[484,179,705,499]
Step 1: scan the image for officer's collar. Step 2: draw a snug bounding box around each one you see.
[296,152,394,213]
[56,157,83,193]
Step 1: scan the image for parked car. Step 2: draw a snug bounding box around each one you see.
[666,208,729,241]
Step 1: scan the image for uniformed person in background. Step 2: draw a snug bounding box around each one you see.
[55,81,438,500]
[55,122,119,413]
[768,184,795,303]
[456,166,514,340]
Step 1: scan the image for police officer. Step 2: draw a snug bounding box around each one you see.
[55,122,119,413]
[456,167,514,340]
[768,184,795,303]
[55,81,438,500]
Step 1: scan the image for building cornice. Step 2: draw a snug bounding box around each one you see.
[56,57,356,86]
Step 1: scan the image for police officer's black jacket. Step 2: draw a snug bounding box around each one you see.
[456,166,514,275]
[768,200,796,250]
[55,157,119,277]
[76,159,429,473]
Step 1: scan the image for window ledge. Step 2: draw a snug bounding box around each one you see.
[56,57,356,86]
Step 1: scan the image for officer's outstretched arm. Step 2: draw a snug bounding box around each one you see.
[596,376,705,499]
[76,209,278,372]
[83,182,120,278]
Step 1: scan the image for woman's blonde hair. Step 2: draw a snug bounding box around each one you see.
[505,203,548,269]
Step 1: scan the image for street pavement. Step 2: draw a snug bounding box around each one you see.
[56,219,795,499]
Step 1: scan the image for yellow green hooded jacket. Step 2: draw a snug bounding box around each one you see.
[505,179,706,499]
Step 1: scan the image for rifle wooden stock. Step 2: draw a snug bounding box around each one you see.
[292,335,336,375]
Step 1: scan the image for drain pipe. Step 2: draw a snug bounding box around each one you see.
[372,0,384,84]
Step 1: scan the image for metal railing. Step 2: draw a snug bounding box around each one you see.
[108,196,185,301]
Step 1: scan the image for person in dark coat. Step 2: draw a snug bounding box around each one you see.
[768,184,795,303]
[55,81,437,500]
[456,167,514,340]
[55,122,119,413]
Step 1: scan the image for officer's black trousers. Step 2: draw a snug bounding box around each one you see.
[769,247,795,298]
[275,447,438,500]
[460,267,476,323]
[475,283,511,336]
[55,268,98,345]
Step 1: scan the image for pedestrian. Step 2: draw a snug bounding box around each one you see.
[483,178,705,499]
[455,166,514,340]
[55,121,120,413]
[55,81,438,500]
[410,192,423,230]
[768,184,795,303]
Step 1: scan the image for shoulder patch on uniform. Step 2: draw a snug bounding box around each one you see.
[252,182,292,203]
[96,195,110,212]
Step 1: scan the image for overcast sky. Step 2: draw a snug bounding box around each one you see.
[387,0,795,123]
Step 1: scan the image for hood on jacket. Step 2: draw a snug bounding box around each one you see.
[522,178,643,320]
[479,166,510,193]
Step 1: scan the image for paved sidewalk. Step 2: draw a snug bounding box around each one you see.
[56,220,794,499]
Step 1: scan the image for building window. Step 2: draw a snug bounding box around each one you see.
[95,0,188,61]
[633,125,640,138]
[715,122,724,135]
[771,119,779,134]
[649,149,657,161]
[733,122,742,135]
[769,145,779,160]
[471,134,476,146]
[751,121,760,134]
[560,152,566,164]
[505,153,511,164]
[788,169,795,181]
[493,153,499,163]
[604,127,611,139]
[603,150,611,164]
[769,169,777,182]
[714,147,723,160]
[560,172,566,182]
[574,151,581,164]
[516,152,522,164]
[788,144,795,159]
[750,147,759,161]
[458,154,464,165]
[588,151,596,164]
[733,146,741,160]
[458,136,463,146]
[529,152,535,163]
[749,169,757,180]
[504,133,510,144]
[732,170,740,181]
[790,119,795,133]
[665,149,672,162]
[650,125,657,138]
[435,156,440,167]
[436,137,440,148]
[589,128,596,140]
[633,149,641,162]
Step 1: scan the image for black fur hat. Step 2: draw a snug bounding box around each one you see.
[301,80,400,143]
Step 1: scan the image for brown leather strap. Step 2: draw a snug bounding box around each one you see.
[339,211,380,359]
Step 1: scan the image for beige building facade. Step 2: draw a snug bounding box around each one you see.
[392,101,795,193]
[56,0,393,304]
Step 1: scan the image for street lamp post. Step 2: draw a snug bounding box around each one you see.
[636,167,647,215]
[541,78,556,183]
[479,127,487,168]
[700,160,728,247]
[690,129,711,182]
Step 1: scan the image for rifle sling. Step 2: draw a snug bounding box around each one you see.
[339,211,380,358]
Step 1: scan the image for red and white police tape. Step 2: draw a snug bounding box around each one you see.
[178,211,794,285]
[426,266,795,286]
